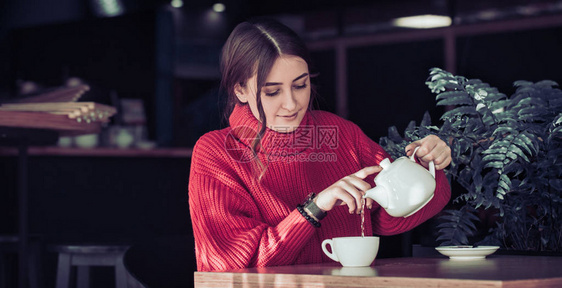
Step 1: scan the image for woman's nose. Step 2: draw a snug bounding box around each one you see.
[281,91,297,111]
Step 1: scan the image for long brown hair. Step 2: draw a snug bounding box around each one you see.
[220,18,317,177]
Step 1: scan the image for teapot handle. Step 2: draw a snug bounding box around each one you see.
[410,146,435,178]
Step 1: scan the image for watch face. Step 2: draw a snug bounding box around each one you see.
[304,196,327,220]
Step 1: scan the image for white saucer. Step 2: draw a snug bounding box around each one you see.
[435,246,500,260]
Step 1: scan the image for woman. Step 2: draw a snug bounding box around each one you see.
[188,18,451,272]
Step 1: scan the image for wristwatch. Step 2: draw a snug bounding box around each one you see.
[302,193,327,221]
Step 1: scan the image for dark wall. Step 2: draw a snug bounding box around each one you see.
[9,11,156,94]
[457,26,562,95]
[0,154,195,287]
[310,49,337,113]
[24,156,191,241]
[347,39,445,141]
[319,25,562,143]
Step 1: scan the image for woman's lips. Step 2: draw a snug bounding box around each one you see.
[279,111,298,120]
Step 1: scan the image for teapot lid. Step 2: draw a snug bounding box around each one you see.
[379,158,391,170]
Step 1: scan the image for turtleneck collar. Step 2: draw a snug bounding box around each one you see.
[228,104,313,156]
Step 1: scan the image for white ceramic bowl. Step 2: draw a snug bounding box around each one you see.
[74,134,99,149]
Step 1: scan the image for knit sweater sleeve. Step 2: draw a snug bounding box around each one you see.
[352,124,451,235]
[188,132,316,272]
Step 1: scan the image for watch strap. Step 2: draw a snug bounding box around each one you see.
[303,193,327,221]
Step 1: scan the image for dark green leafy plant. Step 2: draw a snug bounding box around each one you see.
[380,68,562,252]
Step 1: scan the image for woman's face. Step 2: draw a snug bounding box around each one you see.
[236,55,311,133]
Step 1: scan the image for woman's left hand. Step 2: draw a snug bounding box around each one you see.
[405,135,451,170]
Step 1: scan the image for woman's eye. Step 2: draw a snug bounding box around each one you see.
[265,90,280,97]
[294,83,308,90]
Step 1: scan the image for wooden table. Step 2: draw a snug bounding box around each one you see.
[194,255,562,288]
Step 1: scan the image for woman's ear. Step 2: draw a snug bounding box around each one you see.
[234,83,247,103]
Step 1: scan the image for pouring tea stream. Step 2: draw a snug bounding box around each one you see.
[363,147,436,217]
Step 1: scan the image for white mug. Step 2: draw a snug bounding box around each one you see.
[321,236,380,267]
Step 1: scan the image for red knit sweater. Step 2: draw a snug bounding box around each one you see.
[188,104,450,272]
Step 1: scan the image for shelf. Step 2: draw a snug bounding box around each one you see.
[0,146,193,158]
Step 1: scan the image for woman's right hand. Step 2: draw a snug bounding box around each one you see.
[314,166,382,214]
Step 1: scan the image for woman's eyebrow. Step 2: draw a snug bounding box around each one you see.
[263,73,309,86]
[264,82,281,87]
[293,73,309,82]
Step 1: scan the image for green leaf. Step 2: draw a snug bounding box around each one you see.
[405,121,416,136]
[420,111,432,126]
[515,133,538,154]
[518,107,548,120]
[436,208,479,246]
[387,126,402,142]
[535,79,559,87]
[550,126,562,140]
[499,175,511,190]
[488,99,509,111]
[483,146,508,154]
[493,126,516,136]
[513,80,534,87]
[437,95,474,106]
[508,146,529,161]
[441,106,479,121]
[436,90,471,102]
[482,154,505,162]
[484,161,504,170]
[485,92,508,102]
[466,79,484,85]
[470,83,491,90]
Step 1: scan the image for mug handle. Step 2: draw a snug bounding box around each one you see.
[410,146,435,178]
[321,239,339,263]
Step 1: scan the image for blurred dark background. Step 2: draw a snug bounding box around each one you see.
[1,0,561,146]
[1,0,562,287]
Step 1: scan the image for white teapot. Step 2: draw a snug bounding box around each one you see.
[364,147,436,217]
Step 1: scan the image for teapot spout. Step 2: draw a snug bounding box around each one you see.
[363,186,389,209]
